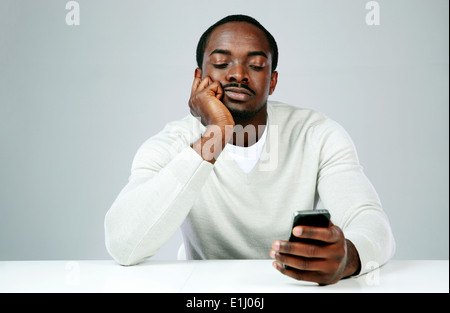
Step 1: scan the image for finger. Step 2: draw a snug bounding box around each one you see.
[207,81,223,99]
[197,76,212,92]
[272,261,324,284]
[191,77,202,94]
[293,225,342,243]
[213,82,223,99]
[270,250,326,271]
[272,240,326,258]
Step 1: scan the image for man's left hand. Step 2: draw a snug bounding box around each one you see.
[270,222,361,285]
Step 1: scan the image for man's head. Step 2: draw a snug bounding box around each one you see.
[195,15,279,120]
[196,15,278,73]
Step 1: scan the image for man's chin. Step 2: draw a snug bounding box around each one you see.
[225,101,266,121]
[228,108,258,120]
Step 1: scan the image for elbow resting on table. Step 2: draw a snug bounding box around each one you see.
[105,237,138,266]
[104,211,154,266]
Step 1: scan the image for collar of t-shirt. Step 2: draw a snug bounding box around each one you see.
[223,123,268,174]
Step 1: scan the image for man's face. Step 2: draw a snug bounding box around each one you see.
[199,22,278,119]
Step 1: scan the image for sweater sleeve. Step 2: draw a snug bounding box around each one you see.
[104,117,213,265]
[313,119,396,276]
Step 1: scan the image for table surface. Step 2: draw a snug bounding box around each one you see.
[0,259,448,293]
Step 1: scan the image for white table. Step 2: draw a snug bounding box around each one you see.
[0,260,448,293]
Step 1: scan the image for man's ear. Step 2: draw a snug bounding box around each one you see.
[269,71,278,95]
[195,68,202,79]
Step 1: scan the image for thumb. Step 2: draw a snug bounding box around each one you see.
[206,81,223,100]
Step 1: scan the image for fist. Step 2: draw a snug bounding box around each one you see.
[188,76,234,128]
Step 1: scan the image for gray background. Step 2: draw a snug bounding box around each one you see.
[0,0,448,261]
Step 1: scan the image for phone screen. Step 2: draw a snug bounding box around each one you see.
[284,209,331,270]
[288,209,331,244]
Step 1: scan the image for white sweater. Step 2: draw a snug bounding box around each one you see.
[104,101,395,274]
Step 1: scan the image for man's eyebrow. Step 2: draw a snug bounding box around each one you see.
[208,49,268,59]
[247,51,268,58]
[209,49,232,56]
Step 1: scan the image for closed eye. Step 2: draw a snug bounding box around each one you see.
[213,64,228,69]
[250,65,264,71]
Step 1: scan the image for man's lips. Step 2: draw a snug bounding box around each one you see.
[224,87,254,102]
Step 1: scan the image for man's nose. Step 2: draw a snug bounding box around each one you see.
[226,63,249,83]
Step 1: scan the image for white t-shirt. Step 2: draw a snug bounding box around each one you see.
[223,123,268,174]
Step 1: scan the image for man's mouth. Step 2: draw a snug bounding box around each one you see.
[223,86,255,102]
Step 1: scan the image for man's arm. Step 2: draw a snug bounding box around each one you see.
[314,119,395,277]
[270,119,395,284]
[189,75,234,163]
[105,75,234,265]
[104,135,214,265]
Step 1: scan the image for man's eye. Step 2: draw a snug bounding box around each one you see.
[213,64,228,69]
[250,65,264,71]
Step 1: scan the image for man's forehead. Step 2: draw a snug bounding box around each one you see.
[205,22,271,55]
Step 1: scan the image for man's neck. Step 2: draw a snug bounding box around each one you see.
[230,106,267,147]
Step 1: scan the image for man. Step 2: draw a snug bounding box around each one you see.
[104,15,395,285]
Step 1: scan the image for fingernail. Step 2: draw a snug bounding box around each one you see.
[270,250,276,259]
[272,262,280,270]
[273,241,280,251]
[294,227,303,236]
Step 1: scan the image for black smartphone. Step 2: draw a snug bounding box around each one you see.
[285,209,331,270]
[288,209,331,243]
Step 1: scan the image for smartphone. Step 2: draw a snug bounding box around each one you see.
[288,209,331,243]
[285,209,331,270]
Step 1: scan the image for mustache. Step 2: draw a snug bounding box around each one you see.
[222,83,256,95]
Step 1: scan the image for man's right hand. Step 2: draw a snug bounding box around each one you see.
[189,76,234,128]
[189,76,235,164]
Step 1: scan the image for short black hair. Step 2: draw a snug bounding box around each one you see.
[196,15,278,72]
